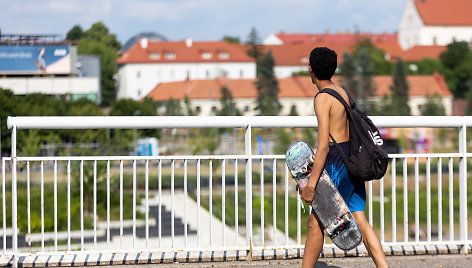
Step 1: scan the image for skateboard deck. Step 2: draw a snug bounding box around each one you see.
[285,140,362,251]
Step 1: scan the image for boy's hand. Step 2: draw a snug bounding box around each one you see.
[299,184,315,204]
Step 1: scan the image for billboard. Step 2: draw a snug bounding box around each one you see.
[0,45,71,74]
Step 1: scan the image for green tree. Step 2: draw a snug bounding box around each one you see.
[254,51,281,115]
[339,53,357,95]
[108,98,158,154]
[390,58,410,115]
[339,49,376,113]
[223,36,240,44]
[164,98,183,116]
[66,25,84,40]
[0,89,17,154]
[420,94,446,116]
[183,95,198,116]
[440,41,472,98]
[75,22,121,106]
[353,39,393,75]
[465,84,472,115]
[109,98,156,116]
[246,27,263,61]
[288,105,298,116]
[217,86,241,116]
[413,58,449,75]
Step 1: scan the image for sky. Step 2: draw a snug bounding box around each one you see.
[0,0,407,44]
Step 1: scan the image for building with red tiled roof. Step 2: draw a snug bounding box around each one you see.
[145,74,453,116]
[261,32,405,77]
[116,38,256,101]
[398,0,472,50]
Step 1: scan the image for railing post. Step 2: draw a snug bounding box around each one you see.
[11,125,18,267]
[245,125,253,251]
[459,123,468,253]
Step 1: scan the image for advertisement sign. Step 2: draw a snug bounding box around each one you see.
[0,45,71,74]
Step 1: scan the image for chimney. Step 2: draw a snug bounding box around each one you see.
[186,37,192,48]
[140,37,148,49]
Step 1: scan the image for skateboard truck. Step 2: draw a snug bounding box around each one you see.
[326,213,351,236]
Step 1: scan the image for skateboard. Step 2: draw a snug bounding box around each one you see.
[285,140,363,251]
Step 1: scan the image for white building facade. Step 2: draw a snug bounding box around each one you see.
[116,38,256,101]
[398,0,472,50]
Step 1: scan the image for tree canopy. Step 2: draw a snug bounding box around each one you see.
[246,27,263,61]
[217,86,241,116]
[254,51,281,115]
[72,22,121,106]
[439,41,472,98]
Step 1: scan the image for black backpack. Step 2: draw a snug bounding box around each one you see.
[316,88,389,181]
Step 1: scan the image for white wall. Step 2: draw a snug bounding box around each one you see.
[274,66,307,78]
[419,26,472,46]
[0,77,99,95]
[263,33,283,45]
[399,0,472,49]
[398,0,424,50]
[117,62,256,100]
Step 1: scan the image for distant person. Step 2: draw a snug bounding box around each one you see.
[299,47,388,268]
[35,47,46,71]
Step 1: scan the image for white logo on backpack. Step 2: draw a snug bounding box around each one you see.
[368,130,383,146]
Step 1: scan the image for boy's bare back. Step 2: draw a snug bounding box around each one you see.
[315,85,350,143]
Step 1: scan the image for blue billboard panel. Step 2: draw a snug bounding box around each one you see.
[0,45,71,74]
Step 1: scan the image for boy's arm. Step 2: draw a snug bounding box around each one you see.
[300,94,330,203]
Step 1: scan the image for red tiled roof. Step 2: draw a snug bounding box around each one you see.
[145,74,452,102]
[373,73,451,97]
[117,40,254,64]
[414,0,472,25]
[400,45,447,61]
[263,43,355,66]
[275,33,398,45]
[262,41,403,66]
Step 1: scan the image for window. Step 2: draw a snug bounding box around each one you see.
[166,52,176,60]
[218,51,229,59]
[201,52,212,59]
[137,71,141,78]
[137,89,141,97]
[206,70,210,78]
[186,70,190,79]
[149,52,160,60]
[196,106,201,113]
[240,70,244,78]
[244,106,249,112]
[211,106,217,114]
[432,36,437,45]
[220,70,228,78]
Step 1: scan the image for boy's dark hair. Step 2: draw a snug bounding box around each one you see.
[309,47,337,80]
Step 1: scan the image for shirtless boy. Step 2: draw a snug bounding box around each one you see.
[299,47,388,268]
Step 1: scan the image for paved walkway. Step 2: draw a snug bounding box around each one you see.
[93,254,471,268]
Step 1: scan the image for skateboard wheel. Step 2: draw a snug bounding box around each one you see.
[344,214,351,222]
[308,155,314,164]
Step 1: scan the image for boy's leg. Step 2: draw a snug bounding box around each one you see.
[351,211,388,268]
[302,212,324,268]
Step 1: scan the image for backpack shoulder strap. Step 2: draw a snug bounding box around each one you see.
[315,88,351,112]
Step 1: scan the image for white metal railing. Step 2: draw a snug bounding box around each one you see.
[2,116,471,265]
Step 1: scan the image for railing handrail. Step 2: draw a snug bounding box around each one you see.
[7,115,472,129]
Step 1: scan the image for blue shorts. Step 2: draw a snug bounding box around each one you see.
[314,141,366,212]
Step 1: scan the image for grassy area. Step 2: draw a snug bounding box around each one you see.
[192,175,472,240]
[0,181,143,233]
[192,190,310,240]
